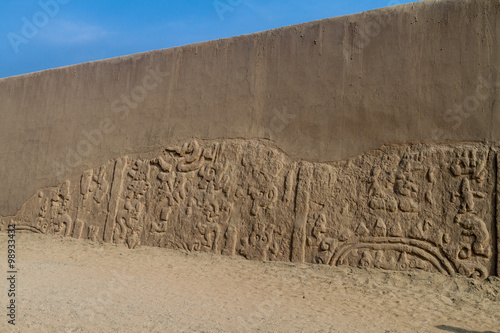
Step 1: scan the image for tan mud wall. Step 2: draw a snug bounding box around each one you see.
[0,0,498,216]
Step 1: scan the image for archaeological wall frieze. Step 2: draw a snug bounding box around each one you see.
[2,139,498,279]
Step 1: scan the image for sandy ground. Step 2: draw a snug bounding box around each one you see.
[0,232,499,333]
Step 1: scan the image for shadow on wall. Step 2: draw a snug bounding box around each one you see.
[435,325,496,333]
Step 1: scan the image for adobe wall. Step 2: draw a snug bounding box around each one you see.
[0,0,498,277]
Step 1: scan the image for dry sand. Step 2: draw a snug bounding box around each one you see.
[1,232,499,333]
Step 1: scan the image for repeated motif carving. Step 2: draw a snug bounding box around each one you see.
[2,140,498,279]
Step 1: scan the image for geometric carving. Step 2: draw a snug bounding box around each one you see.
[1,140,498,279]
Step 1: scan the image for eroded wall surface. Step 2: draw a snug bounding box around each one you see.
[1,139,498,278]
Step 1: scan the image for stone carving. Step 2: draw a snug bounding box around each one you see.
[454,214,491,258]
[114,160,150,249]
[450,149,488,182]
[81,167,110,204]
[1,140,498,279]
[451,178,485,214]
[240,221,280,261]
[368,167,398,212]
[31,181,73,236]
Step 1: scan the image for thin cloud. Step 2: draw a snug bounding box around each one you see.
[38,20,112,44]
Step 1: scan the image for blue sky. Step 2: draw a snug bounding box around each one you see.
[1,0,420,79]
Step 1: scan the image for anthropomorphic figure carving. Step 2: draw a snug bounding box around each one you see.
[59,180,71,209]
[392,152,422,213]
[36,199,50,233]
[157,171,187,221]
[90,167,109,204]
[114,162,150,248]
[194,221,220,252]
[115,192,141,244]
[456,214,491,258]
[126,227,142,249]
[452,178,484,214]
[151,218,168,233]
[367,167,397,212]
[394,170,418,212]
[240,222,276,261]
[54,211,73,237]
[192,194,232,253]
[248,182,278,216]
[307,213,327,246]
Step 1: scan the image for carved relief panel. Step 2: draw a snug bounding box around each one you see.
[2,140,497,279]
